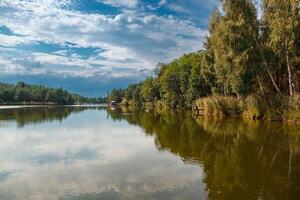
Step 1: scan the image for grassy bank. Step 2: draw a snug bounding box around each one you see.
[194,94,300,123]
[121,99,169,111]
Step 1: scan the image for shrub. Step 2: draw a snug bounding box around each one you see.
[194,93,300,123]
[194,96,244,116]
[244,96,267,119]
[244,94,298,121]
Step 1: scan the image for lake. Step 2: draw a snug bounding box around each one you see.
[0,106,299,200]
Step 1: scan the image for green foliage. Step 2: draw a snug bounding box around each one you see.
[160,65,181,108]
[0,82,105,105]
[108,0,300,111]
[107,83,143,105]
[195,96,245,116]
[108,88,124,102]
[205,0,260,96]
[187,51,211,107]
[141,77,159,102]
[108,51,210,108]
[260,0,300,95]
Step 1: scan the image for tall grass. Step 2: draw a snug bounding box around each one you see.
[194,94,300,123]
[283,94,300,122]
[194,96,245,116]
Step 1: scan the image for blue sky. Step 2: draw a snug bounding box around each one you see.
[0,0,220,97]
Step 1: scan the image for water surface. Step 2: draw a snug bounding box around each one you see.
[0,106,299,200]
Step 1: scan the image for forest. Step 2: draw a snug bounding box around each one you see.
[108,0,300,121]
[0,82,106,105]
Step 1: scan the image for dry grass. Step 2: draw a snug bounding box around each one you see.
[195,96,245,116]
[194,93,300,123]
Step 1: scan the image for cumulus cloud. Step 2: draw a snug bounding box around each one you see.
[0,0,207,76]
[0,0,219,96]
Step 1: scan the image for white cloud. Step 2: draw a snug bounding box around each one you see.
[98,0,138,8]
[167,4,189,13]
[0,0,207,79]
[0,34,33,46]
[158,0,167,6]
[0,58,26,74]
[0,111,206,199]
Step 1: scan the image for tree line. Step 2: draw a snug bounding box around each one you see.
[108,0,300,108]
[0,82,107,105]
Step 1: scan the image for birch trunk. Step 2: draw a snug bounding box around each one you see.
[286,47,294,96]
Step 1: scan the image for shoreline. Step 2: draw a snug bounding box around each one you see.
[1,102,299,125]
[0,104,108,109]
[119,96,300,125]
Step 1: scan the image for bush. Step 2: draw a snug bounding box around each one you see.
[194,93,300,123]
[244,94,299,121]
[244,96,269,119]
[194,96,245,116]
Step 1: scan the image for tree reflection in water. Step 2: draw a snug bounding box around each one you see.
[107,107,300,200]
[0,106,299,199]
[0,107,100,127]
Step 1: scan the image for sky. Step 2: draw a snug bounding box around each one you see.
[0,0,220,97]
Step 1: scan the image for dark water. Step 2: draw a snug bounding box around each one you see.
[0,106,299,200]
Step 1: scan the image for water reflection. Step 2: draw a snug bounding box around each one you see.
[0,106,299,199]
[0,107,205,200]
[107,107,300,200]
[0,106,92,127]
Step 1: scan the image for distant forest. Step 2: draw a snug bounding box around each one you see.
[108,0,300,109]
[0,82,107,105]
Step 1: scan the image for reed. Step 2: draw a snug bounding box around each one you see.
[194,94,300,123]
[195,96,244,116]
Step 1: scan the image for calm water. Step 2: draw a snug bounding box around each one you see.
[0,106,299,200]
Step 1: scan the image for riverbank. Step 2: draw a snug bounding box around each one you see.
[118,94,300,124]
[193,94,300,124]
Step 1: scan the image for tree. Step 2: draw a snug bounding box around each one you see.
[206,0,260,97]
[187,51,211,106]
[132,84,142,104]
[262,0,300,95]
[106,0,300,108]
[45,89,57,103]
[108,88,124,102]
[141,77,159,102]
[160,66,181,108]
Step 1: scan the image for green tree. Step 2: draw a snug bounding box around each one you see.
[187,51,211,106]
[206,0,260,97]
[141,77,159,102]
[45,89,57,103]
[262,0,300,95]
[160,66,181,108]
[108,88,124,102]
